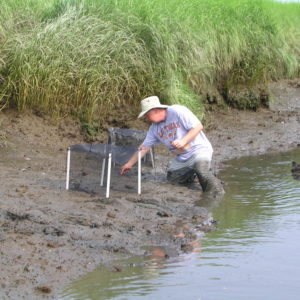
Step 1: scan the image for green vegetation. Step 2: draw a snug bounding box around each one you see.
[0,0,299,125]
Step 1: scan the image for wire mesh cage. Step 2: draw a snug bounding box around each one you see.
[66,144,148,197]
[107,127,155,167]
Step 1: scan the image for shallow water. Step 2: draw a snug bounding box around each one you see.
[58,149,300,300]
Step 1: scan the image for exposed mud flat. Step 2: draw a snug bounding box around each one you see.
[0,79,299,299]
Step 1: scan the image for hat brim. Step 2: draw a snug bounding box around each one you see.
[138,105,169,119]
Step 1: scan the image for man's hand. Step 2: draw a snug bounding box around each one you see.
[120,145,150,174]
[171,139,190,150]
[120,163,132,175]
[171,123,203,153]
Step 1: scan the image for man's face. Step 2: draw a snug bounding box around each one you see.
[144,108,166,123]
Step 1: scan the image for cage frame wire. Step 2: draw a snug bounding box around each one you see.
[65,145,144,198]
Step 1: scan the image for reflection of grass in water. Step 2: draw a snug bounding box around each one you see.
[62,252,180,300]
[0,0,299,124]
[212,149,300,231]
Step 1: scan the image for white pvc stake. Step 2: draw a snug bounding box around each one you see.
[149,147,155,169]
[138,149,141,195]
[100,158,106,186]
[106,153,112,198]
[66,147,71,190]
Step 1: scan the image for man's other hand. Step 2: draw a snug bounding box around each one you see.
[120,164,132,175]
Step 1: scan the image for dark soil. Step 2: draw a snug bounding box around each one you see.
[0,79,299,299]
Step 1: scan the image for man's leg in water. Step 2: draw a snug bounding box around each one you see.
[166,155,224,194]
[194,160,224,194]
[167,166,196,186]
[167,157,196,186]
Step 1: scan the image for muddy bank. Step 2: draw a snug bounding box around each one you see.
[0,79,299,299]
[207,79,300,170]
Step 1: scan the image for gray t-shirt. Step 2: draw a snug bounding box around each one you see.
[142,105,213,162]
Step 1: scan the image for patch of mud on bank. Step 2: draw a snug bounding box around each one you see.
[209,79,300,171]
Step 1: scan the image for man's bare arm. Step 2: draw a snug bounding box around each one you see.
[171,123,203,150]
[120,145,151,174]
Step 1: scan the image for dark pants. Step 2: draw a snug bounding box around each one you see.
[167,167,196,186]
[167,161,224,193]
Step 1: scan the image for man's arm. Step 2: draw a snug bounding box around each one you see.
[120,145,151,174]
[171,123,203,150]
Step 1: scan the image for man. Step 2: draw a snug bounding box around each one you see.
[120,96,224,194]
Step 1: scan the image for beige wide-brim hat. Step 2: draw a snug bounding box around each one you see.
[138,96,169,119]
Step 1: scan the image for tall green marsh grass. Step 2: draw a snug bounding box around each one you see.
[0,0,299,124]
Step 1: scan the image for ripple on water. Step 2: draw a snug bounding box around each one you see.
[58,149,300,300]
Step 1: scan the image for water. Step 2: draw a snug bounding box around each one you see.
[58,149,300,300]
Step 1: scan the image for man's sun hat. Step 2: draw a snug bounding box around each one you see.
[138,96,169,119]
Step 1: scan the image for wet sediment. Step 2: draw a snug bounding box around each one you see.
[0,79,299,299]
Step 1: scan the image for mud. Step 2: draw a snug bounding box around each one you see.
[0,79,299,299]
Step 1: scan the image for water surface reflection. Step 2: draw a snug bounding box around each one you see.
[59,149,300,300]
